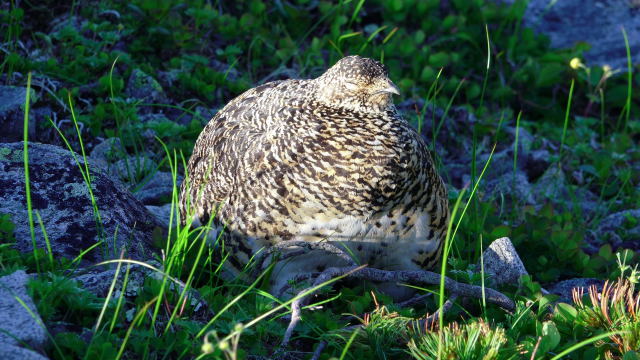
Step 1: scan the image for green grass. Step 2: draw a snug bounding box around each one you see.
[22,72,38,273]
[1,0,639,359]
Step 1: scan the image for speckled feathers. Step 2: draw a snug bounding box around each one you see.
[179,56,449,297]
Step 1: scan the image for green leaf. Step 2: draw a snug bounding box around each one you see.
[539,321,561,354]
[598,244,613,260]
[420,66,435,82]
[428,52,450,68]
[535,63,564,88]
[538,295,556,314]
[249,0,266,14]
[490,225,511,239]
[554,303,578,322]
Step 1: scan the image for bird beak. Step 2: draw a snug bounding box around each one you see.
[376,80,400,96]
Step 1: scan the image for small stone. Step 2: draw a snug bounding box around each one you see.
[109,155,157,184]
[134,172,181,205]
[90,137,123,170]
[533,166,567,202]
[156,69,180,89]
[481,237,529,287]
[0,271,48,360]
[482,169,536,205]
[145,203,174,229]
[588,209,640,250]
[0,345,49,360]
[524,149,551,182]
[549,278,605,304]
[0,86,36,142]
[125,69,166,103]
[72,265,151,298]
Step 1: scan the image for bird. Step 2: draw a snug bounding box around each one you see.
[179,55,449,299]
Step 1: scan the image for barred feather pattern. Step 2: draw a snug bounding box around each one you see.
[179,56,449,298]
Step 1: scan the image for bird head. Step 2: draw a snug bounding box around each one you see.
[316,55,400,112]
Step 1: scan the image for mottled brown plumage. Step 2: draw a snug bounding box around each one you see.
[179,55,449,298]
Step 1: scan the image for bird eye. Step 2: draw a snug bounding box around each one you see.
[344,81,359,91]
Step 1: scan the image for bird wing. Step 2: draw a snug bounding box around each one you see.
[181,80,305,221]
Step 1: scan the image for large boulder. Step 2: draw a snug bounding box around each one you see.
[0,142,157,263]
[499,0,640,68]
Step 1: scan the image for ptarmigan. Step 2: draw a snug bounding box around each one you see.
[179,55,449,299]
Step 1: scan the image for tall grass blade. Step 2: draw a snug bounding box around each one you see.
[620,27,632,132]
[34,211,54,269]
[438,189,466,359]
[433,78,466,143]
[14,293,66,359]
[559,78,575,164]
[22,72,40,274]
[549,331,627,360]
[349,0,365,28]
[513,111,522,200]
[94,249,125,332]
[339,327,360,360]
[110,264,131,333]
[478,24,491,111]
[115,296,159,360]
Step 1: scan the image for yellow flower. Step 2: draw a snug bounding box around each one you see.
[201,342,214,354]
[218,340,229,351]
[569,57,583,70]
[602,64,613,77]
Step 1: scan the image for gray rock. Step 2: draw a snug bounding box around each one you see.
[463,146,536,205]
[134,172,181,205]
[532,166,603,219]
[498,0,640,68]
[137,113,169,124]
[549,278,605,304]
[505,126,535,153]
[72,262,211,319]
[475,147,528,183]
[483,171,535,205]
[146,203,174,229]
[156,69,180,89]
[109,155,157,184]
[524,149,551,182]
[0,345,49,360]
[0,86,36,142]
[72,263,156,298]
[482,237,529,287]
[98,9,121,22]
[125,69,166,103]
[210,59,241,82]
[590,209,640,249]
[194,106,216,122]
[533,166,568,202]
[90,137,123,171]
[50,15,84,34]
[0,142,157,263]
[0,271,48,360]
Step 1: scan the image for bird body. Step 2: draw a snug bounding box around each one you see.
[180,56,449,298]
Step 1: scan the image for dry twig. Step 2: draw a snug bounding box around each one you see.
[279,265,515,347]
